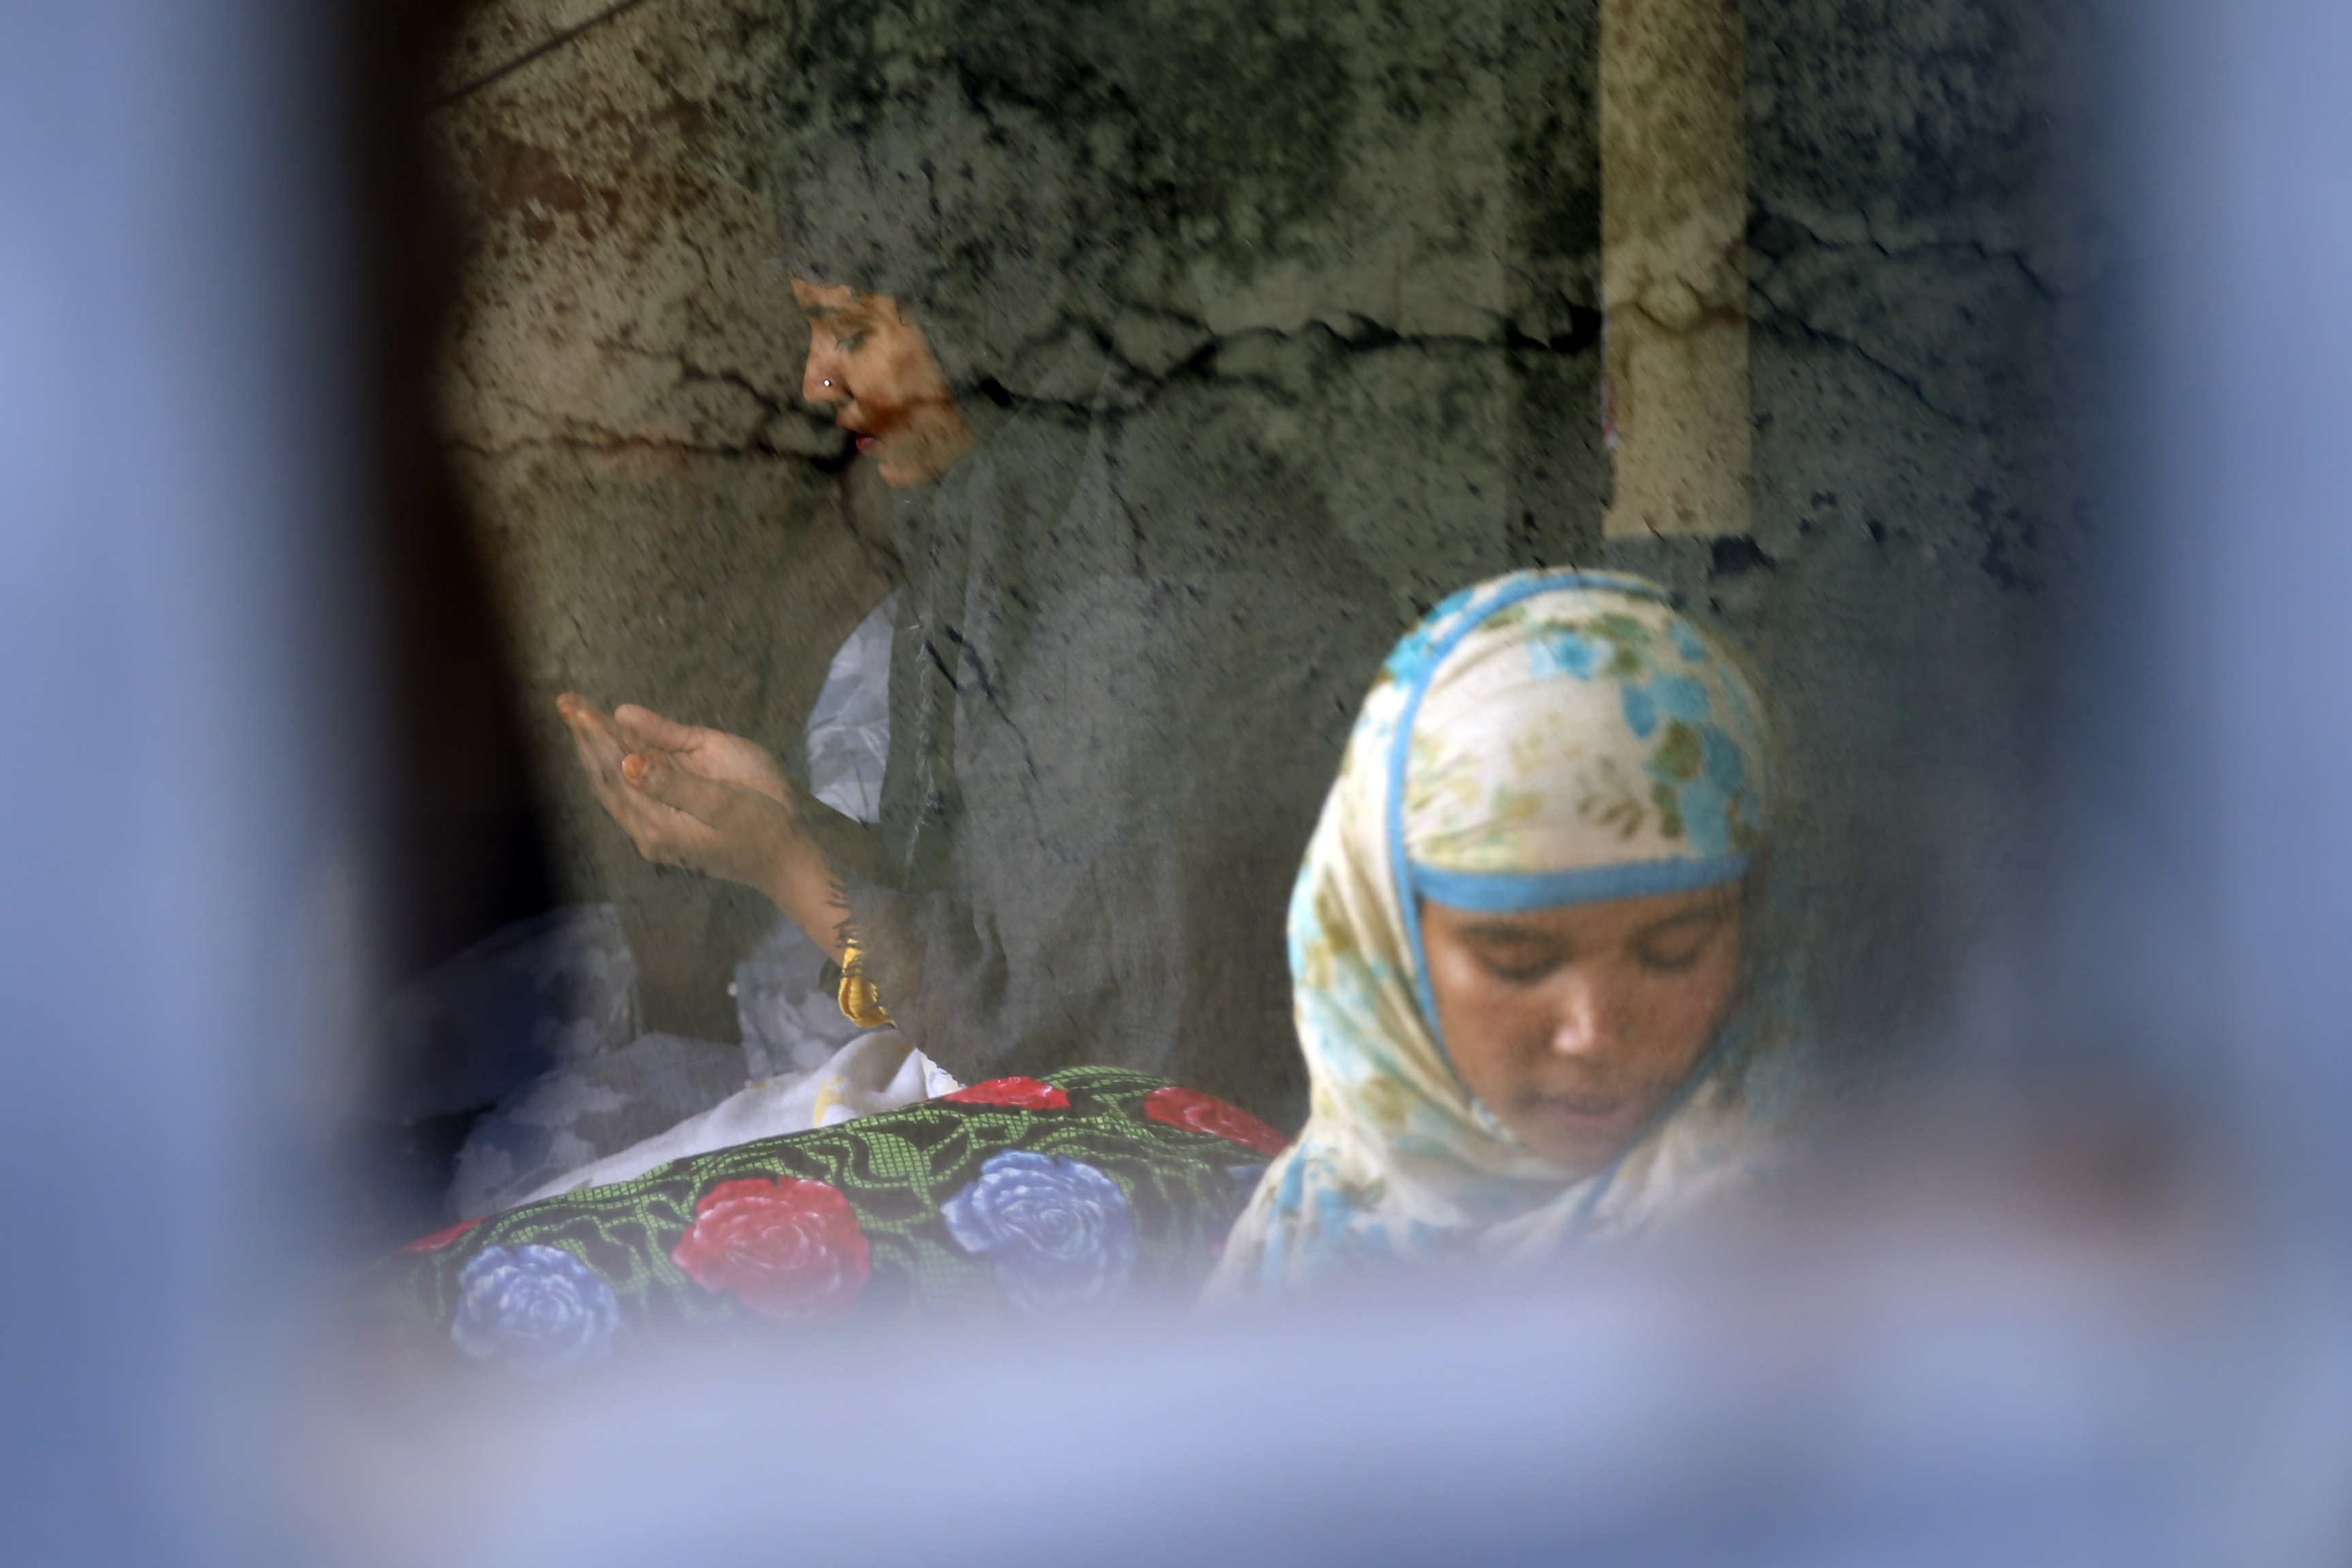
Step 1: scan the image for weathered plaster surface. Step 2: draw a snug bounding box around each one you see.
[435,0,885,1036]
[435,0,2083,1068]
[1600,0,1751,537]
[1603,0,2087,1067]
[435,0,1614,1033]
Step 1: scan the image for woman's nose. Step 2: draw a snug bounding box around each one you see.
[1546,971,1623,1059]
[802,340,843,406]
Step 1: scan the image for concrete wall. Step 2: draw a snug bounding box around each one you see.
[434,0,890,1037]
[433,0,2086,1071]
[1677,0,2089,1067]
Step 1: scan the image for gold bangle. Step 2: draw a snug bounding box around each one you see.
[836,930,892,1028]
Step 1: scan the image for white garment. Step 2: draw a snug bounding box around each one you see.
[513,1029,961,1207]
[804,591,897,824]
[451,1031,750,1221]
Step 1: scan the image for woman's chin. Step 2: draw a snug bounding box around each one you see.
[867,443,920,487]
[1507,1095,1646,1171]
[872,441,961,488]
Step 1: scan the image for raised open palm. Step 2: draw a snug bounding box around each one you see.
[607,704,794,804]
[556,692,851,960]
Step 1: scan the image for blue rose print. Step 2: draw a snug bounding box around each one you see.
[1648,672,1712,723]
[1620,682,1657,738]
[451,1244,621,1377]
[942,1150,1137,1315]
[1528,628,1603,681]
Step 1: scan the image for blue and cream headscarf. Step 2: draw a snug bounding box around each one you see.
[1208,570,1804,1293]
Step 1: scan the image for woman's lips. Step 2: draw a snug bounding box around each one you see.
[855,434,879,454]
[1524,1092,1637,1135]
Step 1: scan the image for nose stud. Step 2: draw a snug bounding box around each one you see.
[821,378,833,389]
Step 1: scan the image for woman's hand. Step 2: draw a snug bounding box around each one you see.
[556,694,857,958]
[606,703,795,805]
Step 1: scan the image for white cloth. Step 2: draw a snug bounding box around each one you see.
[513,1029,962,1207]
[451,1031,752,1221]
[733,915,876,1080]
[804,591,897,824]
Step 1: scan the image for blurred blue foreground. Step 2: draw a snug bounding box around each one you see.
[2,1,2351,1564]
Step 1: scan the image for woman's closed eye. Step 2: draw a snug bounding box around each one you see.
[1472,942,1564,985]
[1633,919,1727,974]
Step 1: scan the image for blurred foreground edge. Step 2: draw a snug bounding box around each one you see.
[5,1,2352,1565]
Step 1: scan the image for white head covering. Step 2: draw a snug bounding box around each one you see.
[1209,569,1806,1293]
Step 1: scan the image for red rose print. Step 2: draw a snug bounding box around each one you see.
[402,1218,484,1254]
[943,1077,1070,1110]
[1142,1086,1289,1157]
[670,1178,871,1321]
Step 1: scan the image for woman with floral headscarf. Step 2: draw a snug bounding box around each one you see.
[1210,569,1809,1292]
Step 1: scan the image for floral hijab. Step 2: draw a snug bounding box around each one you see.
[1208,570,1806,1294]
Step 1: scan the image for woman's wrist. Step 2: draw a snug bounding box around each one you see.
[759,812,879,965]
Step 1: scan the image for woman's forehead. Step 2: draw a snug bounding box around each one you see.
[790,276,876,317]
[1432,884,1742,942]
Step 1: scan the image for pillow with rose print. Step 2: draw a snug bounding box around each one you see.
[361,1067,1285,1375]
